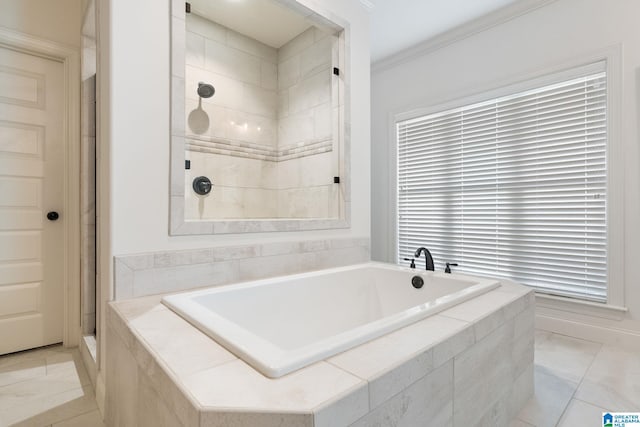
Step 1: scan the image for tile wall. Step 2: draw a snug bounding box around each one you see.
[185,13,278,149]
[113,237,370,299]
[182,13,339,220]
[277,27,333,150]
[106,276,534,426]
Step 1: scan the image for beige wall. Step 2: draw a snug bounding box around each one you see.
[0,0,82,47]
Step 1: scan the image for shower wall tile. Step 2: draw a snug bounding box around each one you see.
[185,32,204,68]
[288,70,331,114]
[278,56,300,91]
[186,14,226,44]
[278,111,314,147]
[188,186,279,220]
[278,186,331,218]
[185,67,244,111]
[277,152,334,189]
[260,62,277,91]
[189,151,276,189]
[226,30,277,63]
[314,102,332,140]
[278,89,289,118]
[226,110,277,146]
[243,188,279,218]
[278,28,315,62]
[241,84,277,119]
[277,28,333,170]
[113,238,370,299]
[300,34,332,79]
[184,99,229,140]
[204,39,261,86]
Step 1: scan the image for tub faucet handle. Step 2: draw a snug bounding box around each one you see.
[403,258,416,269]
[444,262,458,273]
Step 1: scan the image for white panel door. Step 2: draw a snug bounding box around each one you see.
[0,45,65,354]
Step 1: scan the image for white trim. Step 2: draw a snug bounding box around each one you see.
[358,0,375,12]
[536,311,640,350]
[394,60,607,123]
[372,0,558,73]
[536,294,627,321]
[95,371,106,416]
[388,46,624,310]
[386,111,398,263]
[0,27,82,348]
[79,334,98,386]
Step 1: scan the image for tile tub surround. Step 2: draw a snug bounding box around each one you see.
[113,237,370,299]
[105,279,534,426]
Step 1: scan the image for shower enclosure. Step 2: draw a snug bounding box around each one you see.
[182,0,342,221]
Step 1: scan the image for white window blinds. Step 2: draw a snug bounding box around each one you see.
[397,63,607,302]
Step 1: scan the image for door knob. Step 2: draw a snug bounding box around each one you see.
[47,211,60,221]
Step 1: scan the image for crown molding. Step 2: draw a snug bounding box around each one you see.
[372,0,558,74]
[358,0,375,12]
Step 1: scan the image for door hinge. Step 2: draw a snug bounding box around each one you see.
[186,2,191,13]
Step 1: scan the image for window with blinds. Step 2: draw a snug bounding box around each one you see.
[397,62,607,302]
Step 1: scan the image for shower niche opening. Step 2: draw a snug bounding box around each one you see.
[181,0,346,222]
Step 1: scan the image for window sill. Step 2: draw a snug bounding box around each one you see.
[535,293,627,321]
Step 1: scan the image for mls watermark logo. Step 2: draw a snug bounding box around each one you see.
[605,413,614,427]
[604,412,640,427]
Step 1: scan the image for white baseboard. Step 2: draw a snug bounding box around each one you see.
[79,335,98,387]
[536,311,640,350]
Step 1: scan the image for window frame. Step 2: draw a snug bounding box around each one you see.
[387,47,625,311]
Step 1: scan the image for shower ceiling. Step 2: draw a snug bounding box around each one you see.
[188,0,313,48]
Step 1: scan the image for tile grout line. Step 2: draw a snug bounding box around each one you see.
[0,346,99,425]
[51,408,104,427]
[552,337,603,427]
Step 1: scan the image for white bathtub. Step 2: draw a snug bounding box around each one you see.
[162,262,500,378]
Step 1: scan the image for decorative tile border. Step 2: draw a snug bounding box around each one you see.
[113,237,370,300]
[185,136,333,162]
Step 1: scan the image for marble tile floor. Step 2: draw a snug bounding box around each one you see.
[0,345,104,427]
[512,330,640,427]
[0,330,637,427]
